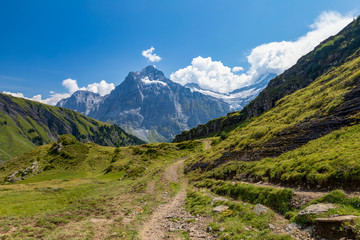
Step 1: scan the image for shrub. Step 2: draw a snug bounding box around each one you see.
[220,131,228,140]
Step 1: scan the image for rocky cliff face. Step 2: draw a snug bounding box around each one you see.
[174,17,360,142]
[88,66,230,142]
[57,90,105,115]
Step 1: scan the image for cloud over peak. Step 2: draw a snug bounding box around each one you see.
[62,79,115,96]
[142,46,162,62]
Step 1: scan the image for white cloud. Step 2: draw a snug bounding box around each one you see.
[246,11,353,77]
[171,11,354,93]
[85,80,115,96]
[2,79,115,106]
[2,91,71,106]
[142,46,162,62]
[62,79,79,94]
[2,91,25,98]
[232,66,244,72]
[171,57,250,93]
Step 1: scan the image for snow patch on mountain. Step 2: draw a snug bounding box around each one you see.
[141,77,167,86]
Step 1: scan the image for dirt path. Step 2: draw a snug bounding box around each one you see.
[139,160,215,240]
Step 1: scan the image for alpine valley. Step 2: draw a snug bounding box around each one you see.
[2,13,360,240]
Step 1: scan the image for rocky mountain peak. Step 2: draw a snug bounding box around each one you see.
[139,65,164,78]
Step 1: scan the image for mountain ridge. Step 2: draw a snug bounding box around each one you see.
[0,93,144,161]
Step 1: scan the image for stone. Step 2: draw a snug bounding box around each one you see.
[298,203,336,216]
[213,205,229,213]
[252,204,269,215]
[268,224,276,230]
[285,223,301,232]
[211,197,228,205]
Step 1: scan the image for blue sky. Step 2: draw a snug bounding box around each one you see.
[0,0,359,104]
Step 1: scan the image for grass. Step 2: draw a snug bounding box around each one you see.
[0,136,202,239]
[205,123,360,188]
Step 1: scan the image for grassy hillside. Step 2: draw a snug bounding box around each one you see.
[0,136,204,239]
[0,134,200,184]
[0,93,144,161]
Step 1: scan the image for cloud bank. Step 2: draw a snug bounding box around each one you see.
[3,79,115,106]
[142,46,162,62]
[171,11,354,93]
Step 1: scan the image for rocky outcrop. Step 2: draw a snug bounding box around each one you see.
[5,161,41,182]
[174,17,360,142]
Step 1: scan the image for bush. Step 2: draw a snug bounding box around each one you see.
[220,131,228,140]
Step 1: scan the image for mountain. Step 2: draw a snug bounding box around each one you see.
[174,16,360,142]
[59,66,230,142]
[57,90,106,115]
[184,73,277,110]
[0,93,144,161]
[3,17,360,240]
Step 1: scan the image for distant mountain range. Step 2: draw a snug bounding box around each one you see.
[57,66,276,142]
